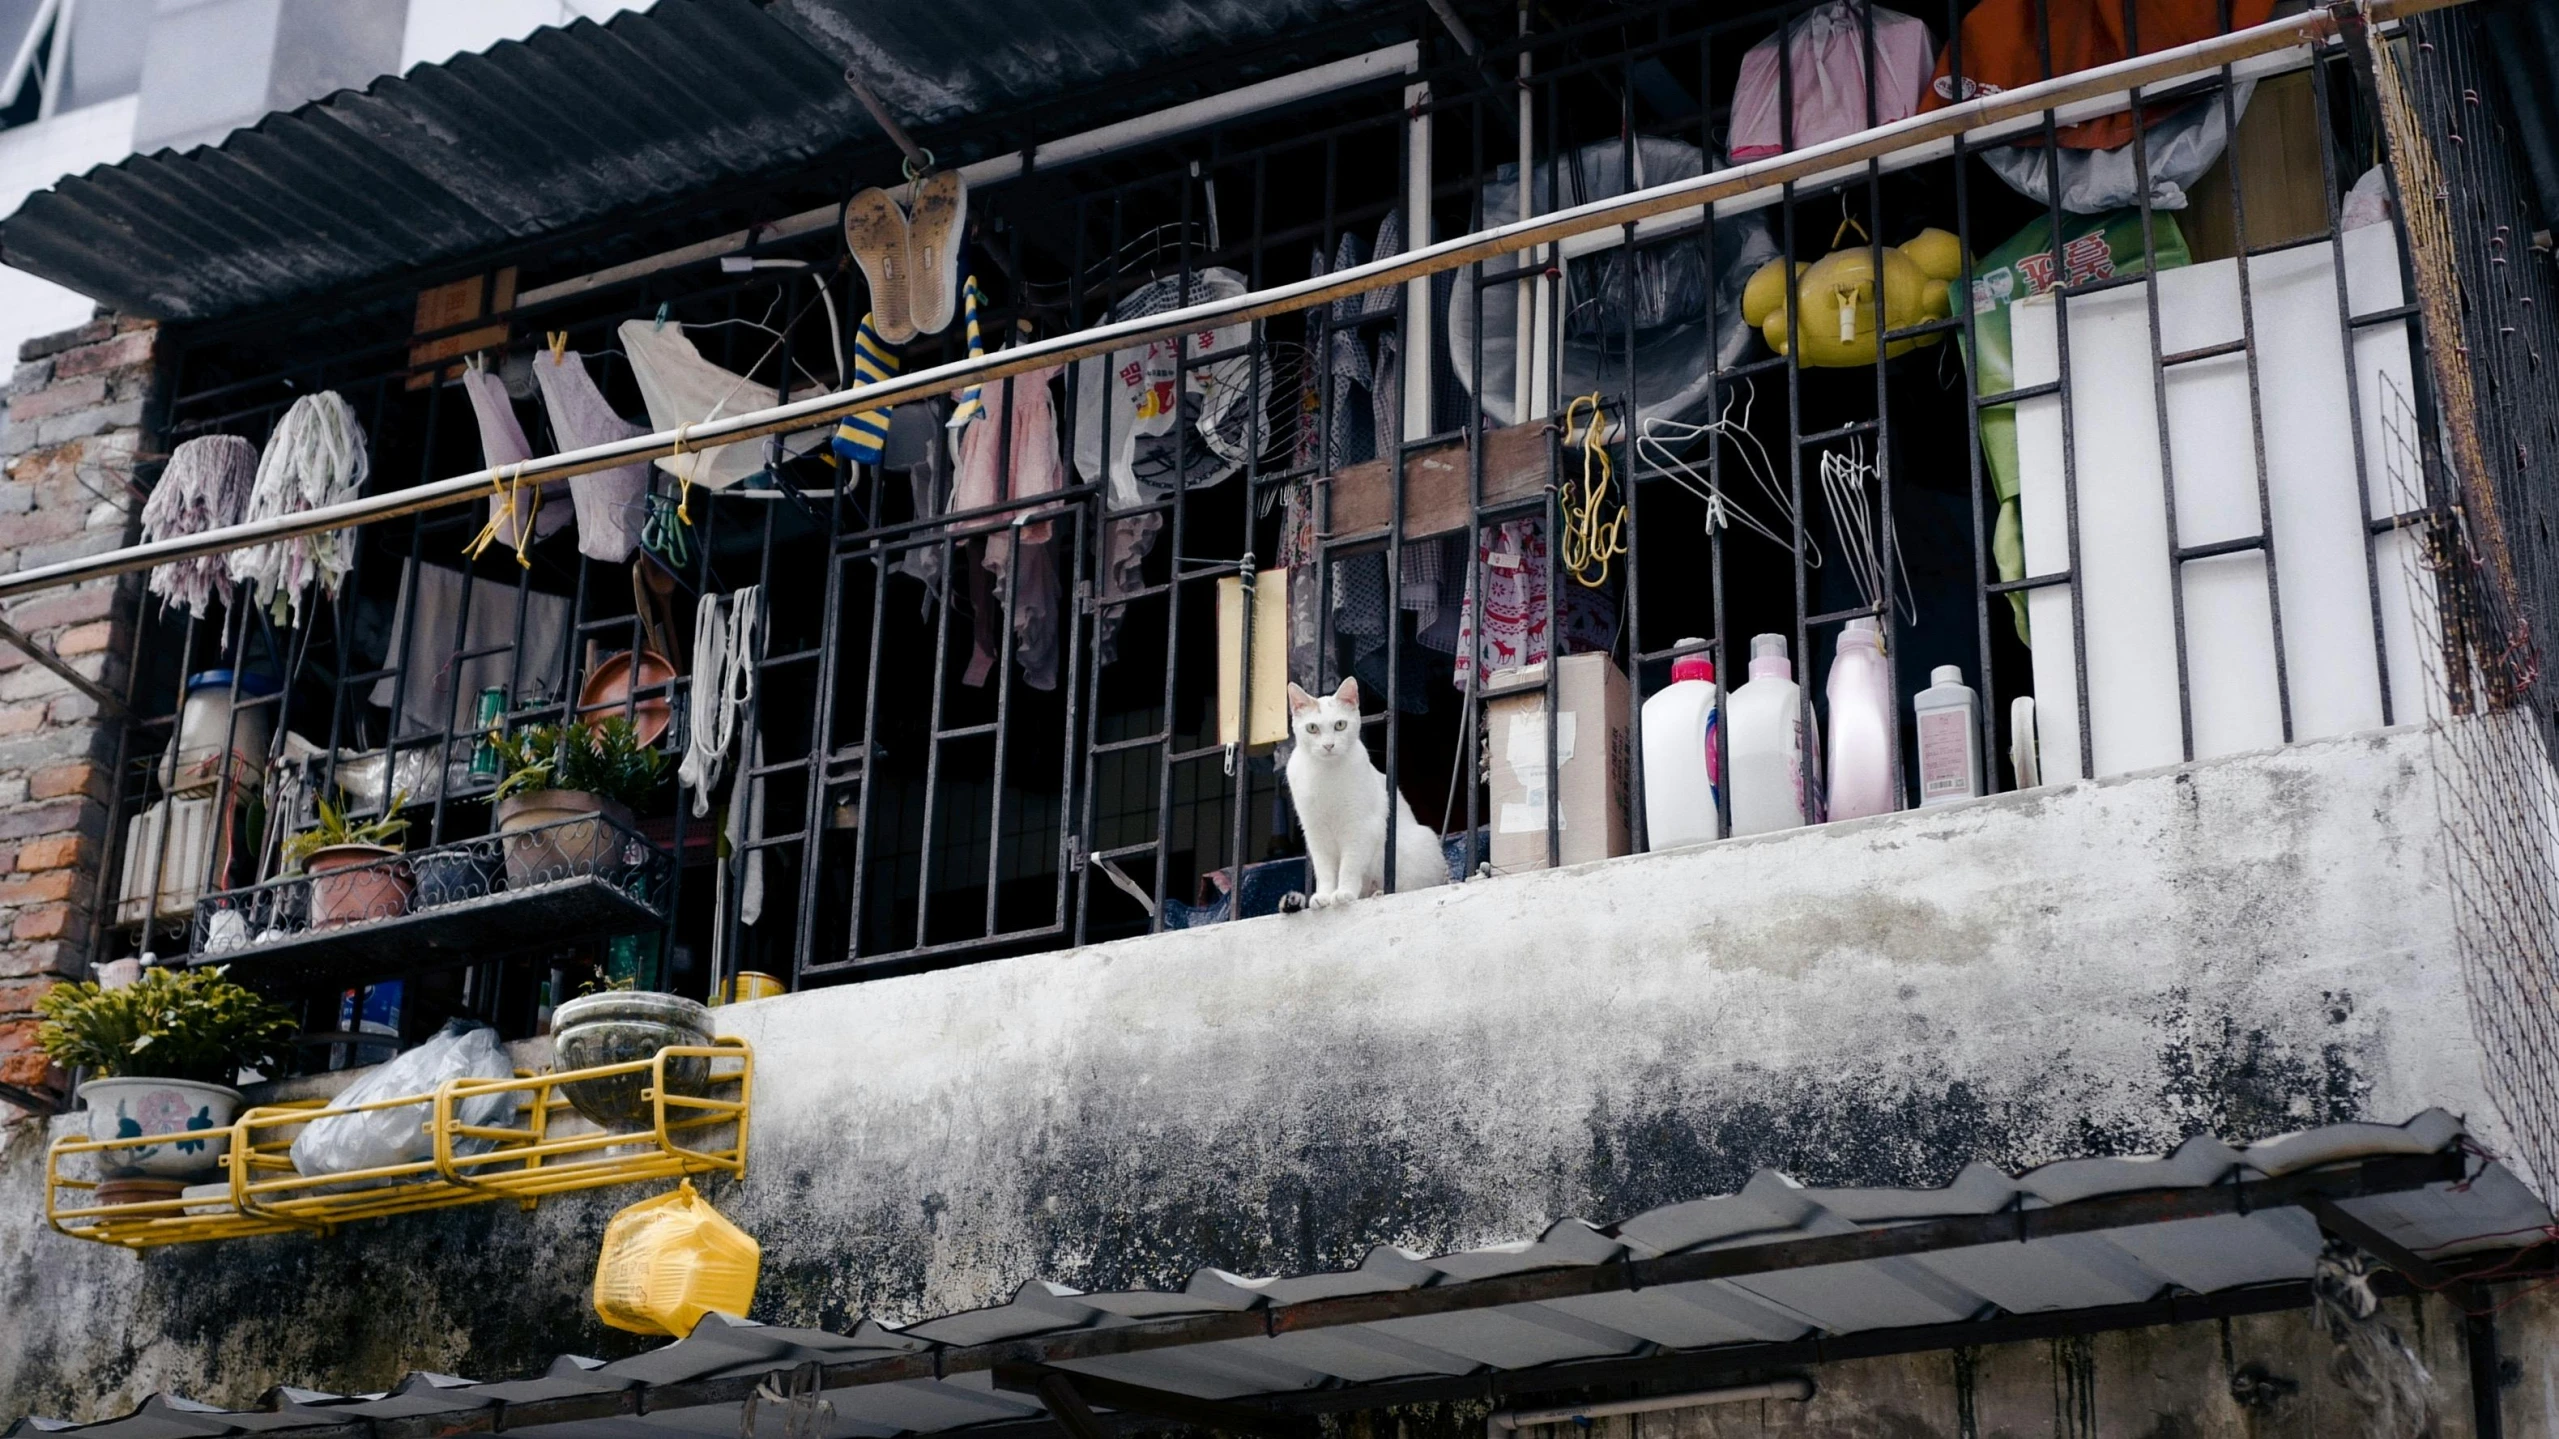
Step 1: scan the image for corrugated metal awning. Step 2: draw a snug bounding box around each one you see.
[11,1111,2549,1438]
[0,0,1390,326]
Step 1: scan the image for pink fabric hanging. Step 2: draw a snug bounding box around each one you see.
[1729,1,1935,161]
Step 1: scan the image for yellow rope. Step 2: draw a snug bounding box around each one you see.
[462,462,539,569]
[670,423,695,527]
[1559,394,1625,590]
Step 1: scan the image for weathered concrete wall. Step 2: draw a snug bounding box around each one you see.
[0,725,2507,1420]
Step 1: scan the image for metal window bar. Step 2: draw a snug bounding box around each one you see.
[61,0,2518,1057]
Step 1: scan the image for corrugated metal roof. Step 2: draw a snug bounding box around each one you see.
[765,0,1389,129]
[0,0,1396,326]
[1,0,861,322]
[12,1111,2549,1437]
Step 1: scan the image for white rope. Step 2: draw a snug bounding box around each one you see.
[141,435,258,617]
[226,392,369,627]
[679,584,760,818]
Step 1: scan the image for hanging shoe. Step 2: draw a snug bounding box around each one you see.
[845,187,917,344]
[904,169,969,336]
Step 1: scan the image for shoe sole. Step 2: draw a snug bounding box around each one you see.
[906,170,968,337]
[844,187,917,344]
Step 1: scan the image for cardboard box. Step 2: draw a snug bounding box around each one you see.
[1324,420,1549,541]
[1216,568,1290,748]
[1484,652,1631,873]
[2183,70,2329,264]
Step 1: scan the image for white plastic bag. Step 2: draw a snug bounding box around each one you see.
[1979,82,2256,215]
[290,1020,516,1178]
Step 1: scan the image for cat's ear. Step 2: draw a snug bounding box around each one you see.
[1287,682,1315,715]
[1332,677,1360,708]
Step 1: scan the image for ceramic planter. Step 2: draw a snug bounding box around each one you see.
[305,844,411,928]
[77,1076,242,1181]
[495,790,633,888]
[550,990,715,1129]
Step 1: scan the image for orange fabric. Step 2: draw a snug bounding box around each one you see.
[1920,0,2275,150]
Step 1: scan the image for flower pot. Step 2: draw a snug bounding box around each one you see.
[411,846,501,908]
[496,790,634,889]
[77,1076,242,1181]
[551,990,716,1130]
[305,844,411,928]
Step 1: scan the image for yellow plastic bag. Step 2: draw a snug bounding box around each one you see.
[593,1179,761,1336]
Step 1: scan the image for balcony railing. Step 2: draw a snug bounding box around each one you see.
[41,0,2538,1057]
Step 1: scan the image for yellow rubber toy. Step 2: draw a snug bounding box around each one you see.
[1742,225,1967,367]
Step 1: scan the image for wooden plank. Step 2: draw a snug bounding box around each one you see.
[1323,421,1549,541]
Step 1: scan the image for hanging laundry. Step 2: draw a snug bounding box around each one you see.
[532,348,651,564]
[463,365,572,552]
[1070,265,1255,507]
[618,318,829,493]
[368,563,572,738]
[1921,0,2275,152]
[950,365,1066,692]
[1729,1,1935,161]
[228,392,369,629]
[142,434,257,618]
[1454,520,1619,690]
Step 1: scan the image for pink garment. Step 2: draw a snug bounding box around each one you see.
[951,365,1066,691]
[1729,1,1934,160]
[950,364,1066,567]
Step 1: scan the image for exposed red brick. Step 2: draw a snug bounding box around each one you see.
[0,704,43,738]
[26,761,96,801]
[5,374,105,424]
[3,584,120,633]
[13,835,80,872]
[18,320,112,363]
[0,799,89,842]
[10,905,68,941]
[53,621,112,656]
[51,330,154,378]
[0,977,57,1015]
[0,869,76,905]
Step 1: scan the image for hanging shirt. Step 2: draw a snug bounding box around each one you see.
[1729,1,1937,160]
[1920,0,2276,151]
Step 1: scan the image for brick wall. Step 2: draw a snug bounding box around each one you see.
[0,315,159,1110]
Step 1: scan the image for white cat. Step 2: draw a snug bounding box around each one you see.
[1285,678,1450,908]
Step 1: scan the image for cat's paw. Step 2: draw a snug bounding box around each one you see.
[1306,890,1340,909]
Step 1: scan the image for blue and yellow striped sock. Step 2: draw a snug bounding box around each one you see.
[830,313,901,468]
[945,276,988,430]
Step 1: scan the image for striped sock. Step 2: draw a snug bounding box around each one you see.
[831,313,901,467]
[945,276,988,430]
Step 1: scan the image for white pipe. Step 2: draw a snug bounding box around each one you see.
[1488,1379,1815,1432]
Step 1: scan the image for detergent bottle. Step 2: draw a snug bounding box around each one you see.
[1728,634,1816,836]
[1825,617,1899,821]
[1641,642,1722,849]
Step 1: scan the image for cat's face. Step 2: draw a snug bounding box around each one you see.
[1287,678,1362,760]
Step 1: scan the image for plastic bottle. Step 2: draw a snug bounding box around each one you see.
[1728,633,1816,836]
[1641,642,1723,849]
[1824,617,1899,821]
[1914,665,1984,806]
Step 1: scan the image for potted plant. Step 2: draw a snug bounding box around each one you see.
[37,966,297,1198]
[282,791,411,928]
[490,718,667,888]
[551,973,719,1130]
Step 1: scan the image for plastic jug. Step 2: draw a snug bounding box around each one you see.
[1641,642,1722,849]
[1914,665,1984,805]
[1728,634,1816,836]
[1825,618,1899,821]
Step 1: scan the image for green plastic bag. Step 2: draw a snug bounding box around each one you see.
[1964,209,2191,641]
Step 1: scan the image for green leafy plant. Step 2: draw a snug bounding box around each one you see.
[281,789,409,868]
[37,966,298,1084]
[492,719,668,809]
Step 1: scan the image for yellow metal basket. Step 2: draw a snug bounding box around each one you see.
[46,1040,751,1248]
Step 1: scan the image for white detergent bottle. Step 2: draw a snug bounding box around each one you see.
[1728,633,1812,836]
[1914,664,1984,806]
[1825,617,1899,821]
[1641,642,1722,849]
